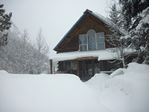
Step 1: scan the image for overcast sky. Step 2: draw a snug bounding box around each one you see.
[2,0,113,53]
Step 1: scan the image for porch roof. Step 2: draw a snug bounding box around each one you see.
[50,48,120,62]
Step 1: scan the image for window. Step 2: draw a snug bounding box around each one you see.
[79,34,88,51]
[79,29,105,51]
[88,29,96,50]
[96,32,105,50]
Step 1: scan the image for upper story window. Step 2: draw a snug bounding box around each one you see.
[79,29,105,51]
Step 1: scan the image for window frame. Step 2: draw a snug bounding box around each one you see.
[79,30,105,51]
[79,34,88,51]
[96,32,105,50]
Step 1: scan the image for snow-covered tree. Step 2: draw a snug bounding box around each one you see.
[109,4,119,26]
[0,27,49,73]
[107,3,128,68]
[36,29,49,55]
[119,0,149,64]
[0,4,12,47]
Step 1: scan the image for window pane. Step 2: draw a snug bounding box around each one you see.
[88,29,96,50]
[97,42,105,49]
[98,37,105,43]
[79,34,87,44]
[96,32,105,50]
[80,45,87,51]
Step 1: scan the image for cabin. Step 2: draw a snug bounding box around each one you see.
[53,9,125,81]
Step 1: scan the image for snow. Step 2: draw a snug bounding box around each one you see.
[110,68,126,77]
[136,7,149,30]
[0,63,149,112]
[86,63,149,112]
[0,73,109,112]
[50,48,119,61]
[0,70,8,74]
[50,48,136,62]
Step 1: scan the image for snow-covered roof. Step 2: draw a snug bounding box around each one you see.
[50,48,119,61]
[50,48,136,62]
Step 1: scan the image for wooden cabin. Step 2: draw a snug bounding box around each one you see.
[53,9,124,81]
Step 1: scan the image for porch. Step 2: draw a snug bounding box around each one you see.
[58,58,121,81]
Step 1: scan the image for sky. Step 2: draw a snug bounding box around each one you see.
[2,0,113,54]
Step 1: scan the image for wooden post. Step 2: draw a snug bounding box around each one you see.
[50,59,53,74]
[77,61,80,78]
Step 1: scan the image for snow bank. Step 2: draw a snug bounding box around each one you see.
[0,73,109,112]
[86,63,149,112]
[86,72,110,94]
[1,63,148,112]
[110,68,126,77]
[0,70,8,74]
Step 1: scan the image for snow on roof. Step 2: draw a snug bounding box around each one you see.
[50,48,136,62]
[50,48,119,62]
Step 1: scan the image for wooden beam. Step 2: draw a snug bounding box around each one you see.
[49,59,53,74]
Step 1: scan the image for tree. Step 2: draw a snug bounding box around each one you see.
[109,4,119,26]
[0,27,49,74]
[108,3,128,68]
[36,29,49,55]
[119,0,149,64]
[35,29,49,73]
[0,4,12,46]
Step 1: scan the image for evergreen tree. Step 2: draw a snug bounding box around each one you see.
[0,4,12,46]
[108,3,128,68]
[109,4,119,25]
[119,0,149,64]
[119,0,149,30]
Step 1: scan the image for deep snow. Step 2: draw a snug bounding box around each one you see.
[86,63,149,112]
[0,63,149,112]
[0,73,109,112]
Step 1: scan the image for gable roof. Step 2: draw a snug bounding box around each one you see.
[54,9,126,51]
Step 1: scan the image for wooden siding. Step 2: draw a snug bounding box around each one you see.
[56,14,112,53]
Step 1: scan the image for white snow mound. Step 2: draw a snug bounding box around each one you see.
[86,62,149,112]
[0,73,109,112]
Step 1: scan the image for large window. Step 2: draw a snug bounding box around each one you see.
[79,29,105,51]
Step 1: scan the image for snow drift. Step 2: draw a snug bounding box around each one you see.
[0,62,149,112]
[86,63,149,112]
[0,73,109,112]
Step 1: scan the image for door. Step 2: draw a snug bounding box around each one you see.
[78,60,95,81]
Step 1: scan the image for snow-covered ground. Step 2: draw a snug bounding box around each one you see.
[86,63,149,112]
[0,63,149,112]
[0,73,109,112]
